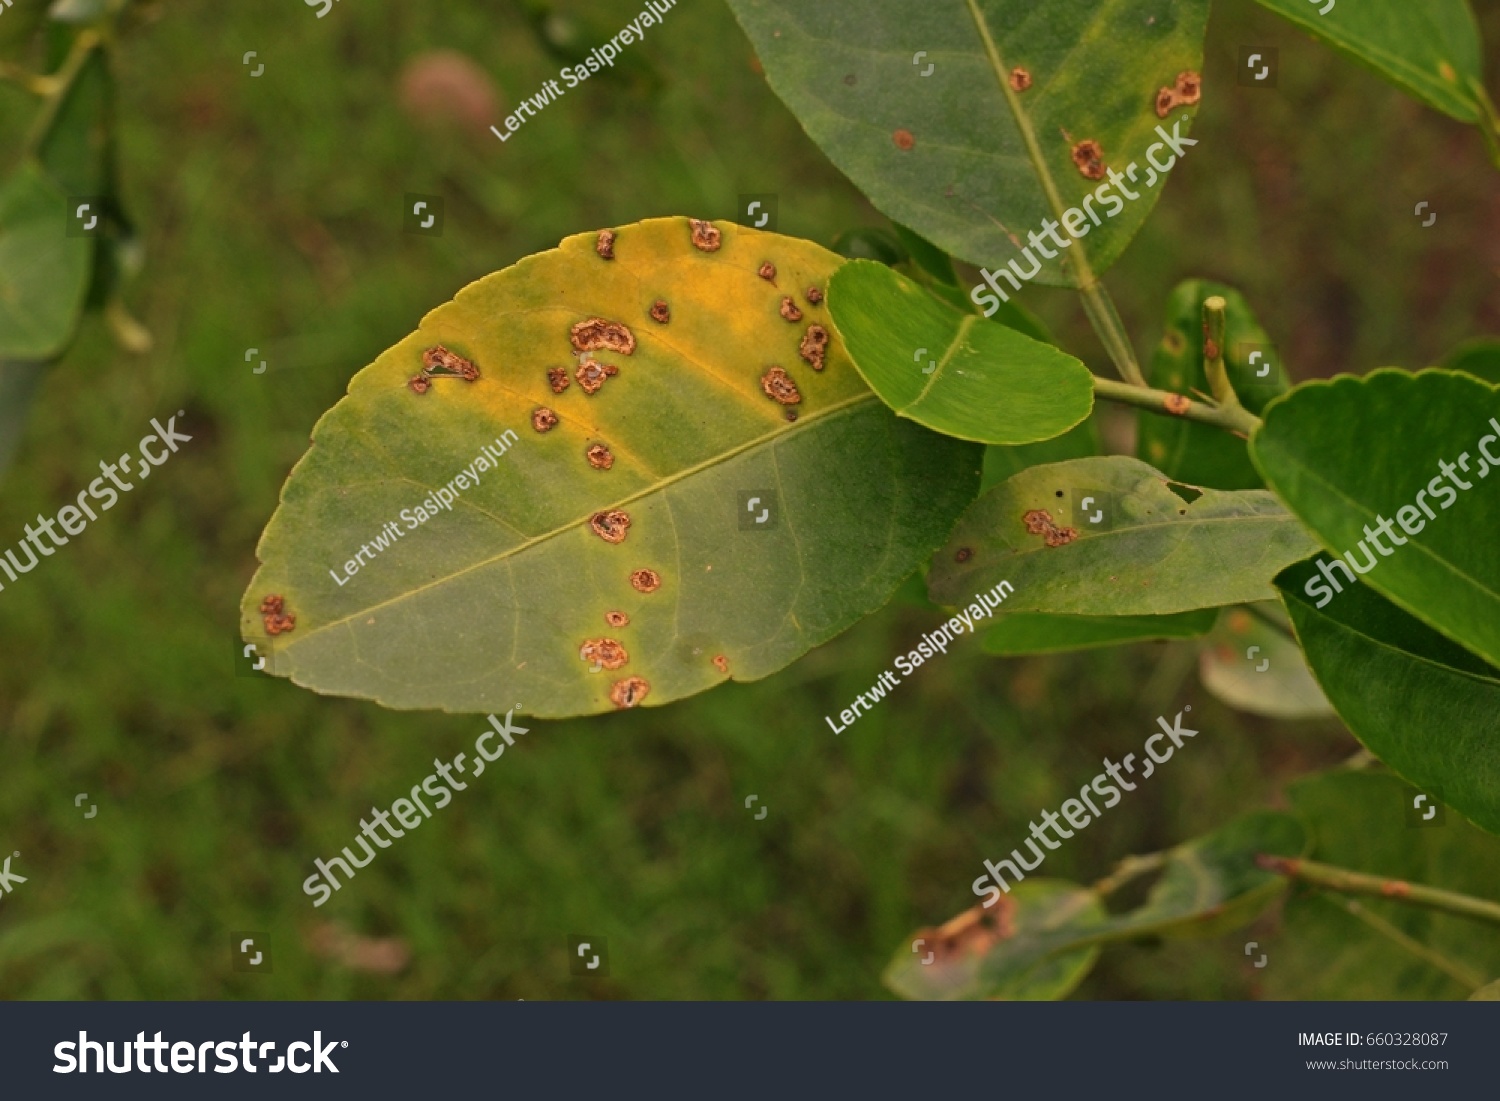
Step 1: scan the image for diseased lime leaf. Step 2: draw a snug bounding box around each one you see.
[1252,369,1500,668]
[1197,604,1332,719]
[828,260,1094,445]
[727,0,1209,284]
[242,218,980,718]
[929,456,1319,616]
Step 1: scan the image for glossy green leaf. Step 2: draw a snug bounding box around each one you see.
[0,163,91,360]
[982,608,1214,656]
[1197,604,1333,719]
[882,880,1104,1001]
[1277,560,1500,836]
[728,0,1209,283]
[1440,338,1500,385]
[1252,0,1488,123]
[241,217,980,718]
[1252,369,1500,668]
[885,812,1304,1000]
[1137,281,1289,490]
[828,260,1094,444]
[1264,770,1500,1000]
[929,456,1320,615]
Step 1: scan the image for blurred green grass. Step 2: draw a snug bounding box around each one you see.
[0,0,1493,999]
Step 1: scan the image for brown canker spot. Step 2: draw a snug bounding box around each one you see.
[423,345,479,380]
[547,367,570,394]
[799,324,829,371]
[1009,67,1032,92]
[1022,508,1078,547]
[785,409,798,422]
[713,655,729,674]
[892,128,915,151]
[610,675,650,709]
[779,297,803,323]
[689,218,722,252]
[760,366,801,405]
[531,407,559,432]
[590,510,631,544]
[1155,87,1178,118]
[1071,140,1105,180]
[575,360,616,395]
[1163,393,1191,416]
[955,547,973,563]
[649,299,670,324]
[758,262,777,282]
[586,443,614,470]
[580,638,629,671]
[630,568,661,593]
[805,286,824,305]
[1156,70,1202,118]
[1381,880,1412,899]
[264,613,296,635]
[570,317,636,356]
[259,595,285,616]
[408,375,431,394]
[915,897,1018,966]
[604,610,629,628]
[596,229,616,259]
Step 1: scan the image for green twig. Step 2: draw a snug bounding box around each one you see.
[1257,854,1500,928]
[1470,80,1500,171]
[1200,296,1246,414]
[1093,374,1261,436]
[23,28,103,158]
[0,61,58,97]
[1092,850,1168,897]
[1320,894,1486,991]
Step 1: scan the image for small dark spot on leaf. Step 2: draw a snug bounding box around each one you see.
[1009,67,1032,92]
[760,366,802,405]
[547,367,570,394]
[575,360,616,395]
[955,547,973,563]
[713,655,729,674]
[570,317,636,356]
[1163,330,1185,355]
[605,610,629,628]
[799,324,829,370]
[843,73,856,86]
[1163,393,1191,416]
[779,297,803,323]
[408,375,431,394]
[649,299,670,324]
[1071,140,1105,180]
[689,218,722,252]
[531,407,559,432]
[610,676,650,709]
[758,262,777,283]
[630,568,661,593]
[596,229,616,259]
[893,128,915,151]
[590,510,631,544]
[785,409,798,422]
[580,637,629,671]
[586,443,614,470]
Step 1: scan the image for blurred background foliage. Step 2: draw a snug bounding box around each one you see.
[0,0,1495,998]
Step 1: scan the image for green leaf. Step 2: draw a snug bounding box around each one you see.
[882,879,1105,1001]
[1264,770,1500,1000]
[1137,280,1289,490]
[1197,604,1333,719]
[727,0,1210,283]
[1252,0,1488,124]
[241,217,980,718]
[1277,560,1500,836]
[929,456,1320,615]
[1440,338,1500,385]
[1251,369,1500,668]
[982,608,1214,656]
[885,812,1304,1000]
[828,260,1094,445]
[981,415,1098,492]
[0,163,92,360]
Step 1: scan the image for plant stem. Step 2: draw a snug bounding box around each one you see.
[1094,374,1261,436]
[1200,296,1246,415]
[1079,281,1146,387]
[1257,854,1500,928]
[1470,80,1500,171]
[23,28,103,158]
[1321,894,1486,990]
[0,62,58,97]
[1092,850,1168,897]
